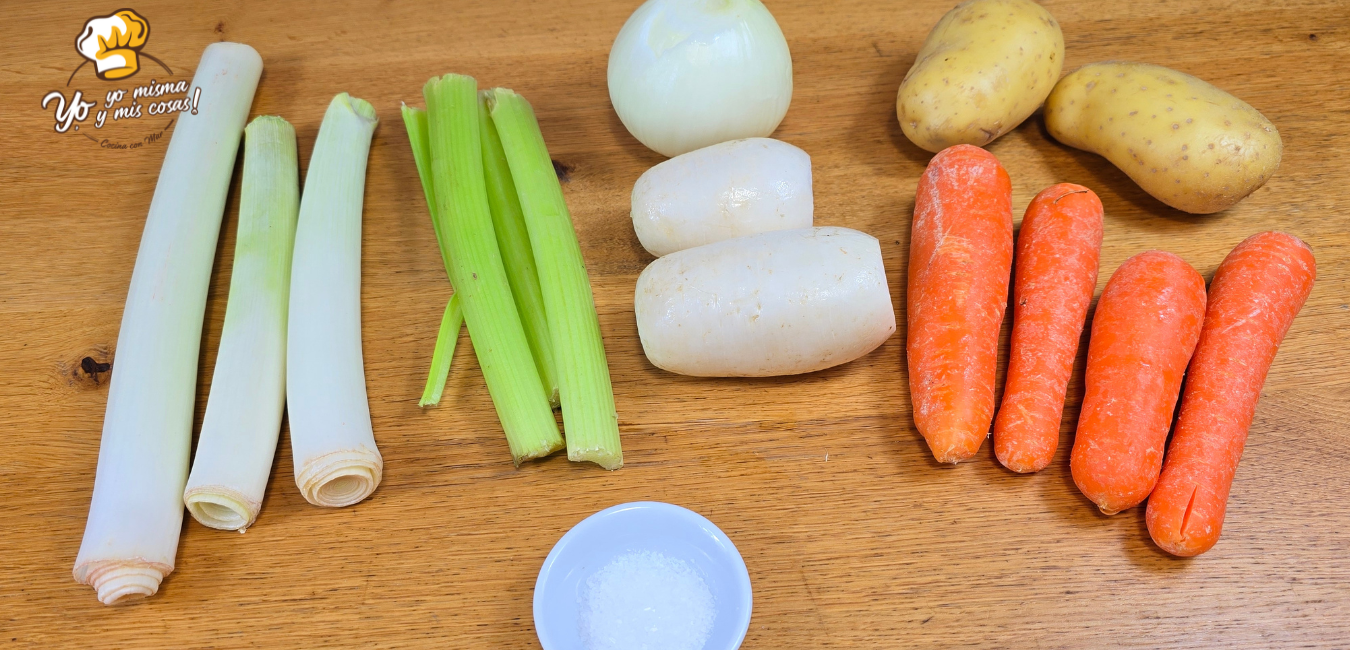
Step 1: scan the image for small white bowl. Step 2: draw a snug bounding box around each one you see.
[533,501,753,650]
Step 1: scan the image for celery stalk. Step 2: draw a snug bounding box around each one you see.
[487,89,622,470]
[419,293,463,407]
[405,100,557,409]
[479,92,560,407]
[402,105,453,277]
[402,105,464,407]
[423,74,563,463]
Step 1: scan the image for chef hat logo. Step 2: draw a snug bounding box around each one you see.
[75,9,150,80]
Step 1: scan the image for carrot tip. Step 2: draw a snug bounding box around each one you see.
[930,446,982,465]
[996,449,1052,473]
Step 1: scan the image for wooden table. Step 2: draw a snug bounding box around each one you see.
[4,0,1348,646]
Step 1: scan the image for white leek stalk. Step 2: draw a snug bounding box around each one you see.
[73,42,262,605]
[287,93,382,507]
[183,116,299,531]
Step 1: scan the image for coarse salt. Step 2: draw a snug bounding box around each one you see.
[579,550,716,650]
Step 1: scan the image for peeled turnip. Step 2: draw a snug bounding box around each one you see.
[635,227,895,376]
[632,138,812,257]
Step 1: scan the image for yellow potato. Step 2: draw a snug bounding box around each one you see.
[1045,62,1282,214]
[897,0,1063,153]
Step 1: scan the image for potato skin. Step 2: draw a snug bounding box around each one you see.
[897,0,1063,153]
[1045,62,1282,214]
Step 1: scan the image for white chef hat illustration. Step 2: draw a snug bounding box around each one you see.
[76,10,149,80]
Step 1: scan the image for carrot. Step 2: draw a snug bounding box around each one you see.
[1146,232,1316,556]
[907,144,1013,464]
[994,184,1103,473]
[1070,251,1205,514]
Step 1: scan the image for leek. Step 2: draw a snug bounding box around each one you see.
[480,92,560,407]
[73,42,262,604]
[401,104,464,408]
[183,115,299,531]
[488,89,623,469]
[422,74,563,463]
[287,93,382,507]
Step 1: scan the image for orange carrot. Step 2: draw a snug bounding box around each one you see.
[1070,251,1205,514]
[907,144,1013,464]
[1146,232,1316,556]
[994,184,1103,473]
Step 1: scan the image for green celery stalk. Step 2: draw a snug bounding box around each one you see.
[479,92,560,407]
[402,105,464,407]
[418,293,463,407]
[487,88,622,470]
[402,105,453,277]
[423,74,563,463]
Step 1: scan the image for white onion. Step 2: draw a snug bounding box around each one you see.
[608,0,793,157]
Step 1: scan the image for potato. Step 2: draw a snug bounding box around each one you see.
[635,227,895,377]
[896,0,1063,153]
[1045,62,1282,214]
[632,138,813,257]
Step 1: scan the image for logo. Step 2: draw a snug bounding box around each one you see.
[42,8,199,150]
[75,10,156,80]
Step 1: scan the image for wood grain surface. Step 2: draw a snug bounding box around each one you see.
[3,0,1348,647]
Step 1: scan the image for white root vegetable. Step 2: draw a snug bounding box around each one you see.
[608,0,793,157]
[73,42,262,605]
[287,93,382,507]
[635,227,895,376]
[183,116,299,531]
[632,137,813,257]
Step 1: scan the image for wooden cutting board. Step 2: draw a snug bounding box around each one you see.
[3,0,1347,647]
